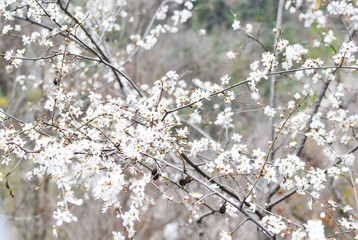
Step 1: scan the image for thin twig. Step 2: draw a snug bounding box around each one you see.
[143,153,275,238]
[241,93,309,208]
[5,157,24,177]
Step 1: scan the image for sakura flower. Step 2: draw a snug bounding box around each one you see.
[44,97,55,111]
[294,93,301,100]
[232,19,240,30]
[264,166,277,183]
[304,220,325,240]
[199,28,206,36]
[291,229,307,240]
[177,127,189,138]
[53,208,78,226]
[2,25,13,34]
[276,39,289,52]
[261,215,287,234]
[121,212,135,227]
[220,74,231,85]
[264,106,276,117]
[226,51,236,59]
[214,107,234,128]
[220,231,232,240]
[323,30,336,45]
[112,231,125,240]
[245,23,253,34]
[232,133,242,142]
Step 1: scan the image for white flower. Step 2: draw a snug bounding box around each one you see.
[276,39,289,52]
[264,166,277,183]
[232,133,242,142]
[264,106,276,117]
[226,51,236,59]
[189,138,209,156]
[323,30,336,45]
[333,53,343,64]
[220,231,232,240]
[2,25,13,34]
[184,1,193,10]
[112,231,125,240]
[250,60,260,71]
[245,23,253,34]
[44,97,55,111]
[251,92,260,101]
[14,25,21,32]
[343,205,353,213]
[3,11,15,20]
[275,155,305,178]
[199,28,206,36]
[4,50,13,61]
[283,44,308,70]
[261,215,286,234]
[220,74,231,85]
[121,211,135,227]
[294,93,301,100]
[313,40,320,47]
[156,5,168,20]
[288,100,296,110]
[342,154,355,166]
[177,127,189,138]
[232,19,240,30]
[304,220,326,240]
[53,208,77,226]
[214,107,234,128]
[261,52,278,70]
[292,229,306,240]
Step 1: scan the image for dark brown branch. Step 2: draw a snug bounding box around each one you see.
[294,80,330,156]
[245,32,268,52]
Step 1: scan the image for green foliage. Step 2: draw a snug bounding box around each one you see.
[0,86,6,106]
[193,0,279,33]
[192,0,233,32]
[300,92,317,111]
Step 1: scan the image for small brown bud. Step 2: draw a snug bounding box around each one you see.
[185,176,192,184]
